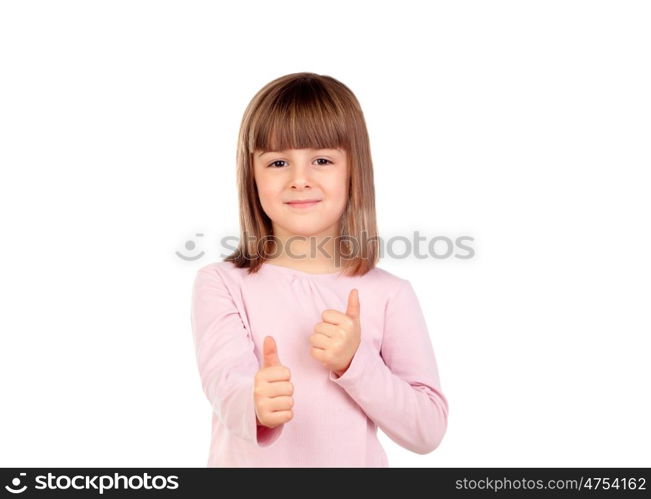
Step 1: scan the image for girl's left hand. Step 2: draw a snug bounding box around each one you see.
[309,288,361,376]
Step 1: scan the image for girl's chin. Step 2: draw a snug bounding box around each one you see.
[281,226,332,238]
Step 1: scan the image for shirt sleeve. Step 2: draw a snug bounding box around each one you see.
[328,278,449,454]
[191,267,283,447]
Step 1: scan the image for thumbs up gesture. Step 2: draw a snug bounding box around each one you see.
[254,336,294,428]
[309,288,361,377]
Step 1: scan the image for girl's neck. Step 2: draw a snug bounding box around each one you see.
[265,255,342,274]
[269,227,343,273]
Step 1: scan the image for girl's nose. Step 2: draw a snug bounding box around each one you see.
[289,162,313,188]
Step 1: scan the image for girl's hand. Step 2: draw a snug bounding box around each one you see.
[254,335,294,428]
[309,288,361,376]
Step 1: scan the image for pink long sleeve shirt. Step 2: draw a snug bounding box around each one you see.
[190,260,449,467]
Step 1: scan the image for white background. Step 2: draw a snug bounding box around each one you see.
[1,0,649,467]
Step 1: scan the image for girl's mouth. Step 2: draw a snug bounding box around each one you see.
[285,200,321,209]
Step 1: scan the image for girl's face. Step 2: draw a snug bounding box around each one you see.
[253,147,348,239]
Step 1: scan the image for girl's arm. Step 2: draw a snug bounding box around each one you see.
[329,279,449,454]
[191,267,282,447]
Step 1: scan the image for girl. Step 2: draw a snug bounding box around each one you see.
[190,72,449,467]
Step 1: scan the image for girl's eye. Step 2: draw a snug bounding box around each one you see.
[267,158,333,168]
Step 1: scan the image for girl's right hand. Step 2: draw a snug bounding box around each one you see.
[254,335,294,428]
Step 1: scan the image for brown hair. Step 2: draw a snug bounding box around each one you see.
[224,72,379,276]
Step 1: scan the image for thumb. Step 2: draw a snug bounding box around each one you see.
[346,288,360,321]
[262,335,281,368]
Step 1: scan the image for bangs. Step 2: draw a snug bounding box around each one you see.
[249,78,352,155]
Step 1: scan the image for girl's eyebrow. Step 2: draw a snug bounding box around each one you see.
[257,148,341,158]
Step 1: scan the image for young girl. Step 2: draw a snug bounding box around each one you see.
[190,72,449,467]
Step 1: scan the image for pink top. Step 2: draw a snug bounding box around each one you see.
[190,260,449,467]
